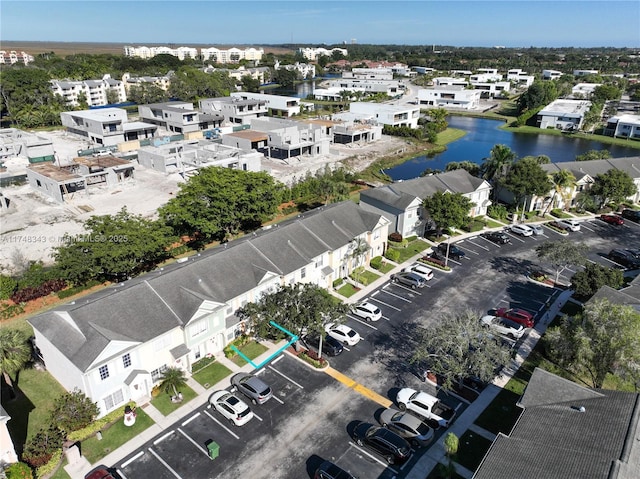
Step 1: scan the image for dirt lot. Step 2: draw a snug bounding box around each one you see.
[0,130,409,275]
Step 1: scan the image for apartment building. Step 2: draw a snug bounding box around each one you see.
[50,75,127,108]
[138,102,223,134]
[417,86,482,110]
[123,46,198,60]
[201,47,264,63]
[0,50,34,65]
[298,47,348,61]
[199,96,268,126]
[122,72,172,92]
[537,99,592,130]
[60,108,158,146]
[334,102,420,129]
[230,92,304,117]
[605,114,640,140]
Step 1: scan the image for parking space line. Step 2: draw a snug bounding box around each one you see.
[148,447,182,479]
[456,243,482,254]
[177,428,210,458]
[272,395,285,405]
[505,232,525,243]
[379,285,412,303]
[253,412,263,422]
[369,293,401,311]
[272,355,284,365]
[268,365,304,389]
[121,451,144,468]
[324,367,392,407]
[390,282,423,295]
[181,412,200,426]
[203,409,240,440]
[464,240,489,251]
[580,223,595,232]
[154,431,174,445]
[117,470,129,479]
[348,442,399,473]
[347,314,379,330]
[478,236,501,248]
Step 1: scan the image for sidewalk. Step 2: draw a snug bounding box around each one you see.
[67,340,285,479]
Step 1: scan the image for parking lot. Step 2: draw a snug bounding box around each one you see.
[113,215,639,479]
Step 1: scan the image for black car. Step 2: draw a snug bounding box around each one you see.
[607,249,640,269]
[352,421,412,465]
[620,208,640,222]
[305,334,343,356]
[314,460,356,479]
[436,243,466,260]
[481,231,511,244]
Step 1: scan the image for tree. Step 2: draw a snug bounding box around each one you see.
[0,328,31,395]
[570,262,623,298]
[592,84,622,102]
[502,157,553,211]
[240,75,261,93]
[423,191,473,233]
[237,283,348,346]
[480,144,517,200]
[590,169,638,208]
[22,425,66,467]
[160,167,280,243]
[544,299,640,388]
[542,169,576,215]
[445,161,480,177]
[411,310,512,391]
[272,68,298,89]
[517,80,558,113]
[53,208,176,285]
[4,462,34,479]
[576,149,611,162]
[49,389,100,433]
[535,239,588,285]
[441,432,460,479]
[159,367,187,397]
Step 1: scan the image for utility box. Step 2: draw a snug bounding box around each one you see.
[206,440,219,460]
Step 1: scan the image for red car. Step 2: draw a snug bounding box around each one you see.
[496,308,534,328]
[600,214,624,225]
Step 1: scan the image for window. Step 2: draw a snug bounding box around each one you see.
[153,335,172,352]
[151,365,168,382]
[190,320,208,338]
[301,268,306,279]
[122,353,131,368]
[99,365,109,380]
[103,389,124,410]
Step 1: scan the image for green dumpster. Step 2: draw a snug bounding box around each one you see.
[206,441,219,460]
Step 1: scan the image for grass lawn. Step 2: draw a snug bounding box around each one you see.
[150,384,197,416]
[231,341,269,367]
[349,267,381,286]
[192,362,233,389]
[336,282,360,298]
[473,388,522,436]
[50,459,71,479]
[436,128,467,145]
[390,240,430,263]
[3,366,67,450]
[81,408,155,464]
[484,217,505,228]
[455,429,494,473]
[376,262,396,274]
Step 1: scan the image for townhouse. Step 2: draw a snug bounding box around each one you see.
[359,169,492,237]
[28,200,389,417]
[137,102,224,134]
[60,108,158,146]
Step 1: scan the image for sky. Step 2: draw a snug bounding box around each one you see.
[1,0,639,48]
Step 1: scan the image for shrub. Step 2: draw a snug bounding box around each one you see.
[332,277,344,288]
[67,401,136,442]
[388,232,403,242]
[0,303,25,320]
[369,256,383,270]
[22,426,65,467]
[419,256,451,271]
[191,355,216,373]
[223,335,252,358]
[299,350,327,368]
[487,204,509,221]
[385,248,400,262]
[35,449,62,479]
[0,274,18,300]
[550,209,563,218]
[57,280,101,299]
[49,389,99,433]
[524,210,539,220]
[5,462,34,479]
[11,279,67,303]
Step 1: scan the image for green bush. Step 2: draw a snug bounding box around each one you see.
[0,303,25,320]
[191,355,216,373]
[462,219,486,233]
[35,449,62,479]
[405,235,418,242]
[488,204,509,221]
[332,277,344,288]
[223,335,252,359]
[5,462,34,479]
[524,210,539,220]
[57,280,100,299]
[385,248,400,262]
[67,401,136,442]
[0,274,18,300]
[299,350,327,368]
[369,256,383,270]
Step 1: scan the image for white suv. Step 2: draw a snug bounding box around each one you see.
[510,224,533,237]
[556,219,581,232]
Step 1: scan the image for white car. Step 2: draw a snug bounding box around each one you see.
[325,323,361,346]
[529,224,544,236]
[402,263,434,281]
[208,390,254,426]
[510,224,533,237]
[352,302,382,322]
[556,219,581,232]
[480,315,525,339]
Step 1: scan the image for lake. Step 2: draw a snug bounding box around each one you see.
[385,116,640,181]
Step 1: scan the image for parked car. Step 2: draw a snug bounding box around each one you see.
[496,307,534,328]
[620,208,640,222]
[626,249,640,260]
[230,372,273,405]
[208,390,254,426]
[480,315,526,339]
[311,333,344,356]
[325,323,361,346]
[436,243,466,260]
[600,214,624,225]
[529,224,544,236]
[351,421,412,465]
[555,218,581,232]
[314,460,356,479]
[379,408,435,447]
[395,388,456,428]
[391,271,427,289]
[509,224,533,237]
[85,466,121,479]
[402,262,434,281]
[481,231,511,244]
[351,301,382,322]
[607,249,640,269]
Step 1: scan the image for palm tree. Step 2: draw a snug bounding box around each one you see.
[349,237,371,283]
[481,144,517,200]
[0,328,31,396]
[159,367,187,398]
[543,169,576,216]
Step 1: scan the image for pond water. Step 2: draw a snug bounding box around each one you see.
[385,116,640,181]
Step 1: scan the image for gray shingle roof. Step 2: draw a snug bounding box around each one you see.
[541,156,640,181]
[28,201,383,372]
[474,368,640,479]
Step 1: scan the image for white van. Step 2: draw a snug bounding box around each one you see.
[510,224,533,237]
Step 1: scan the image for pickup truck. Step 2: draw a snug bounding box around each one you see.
[396,388,456,428]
